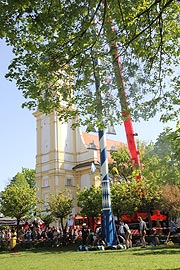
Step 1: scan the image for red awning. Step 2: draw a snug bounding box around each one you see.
[151,210,167,221]
[121,214,133,222]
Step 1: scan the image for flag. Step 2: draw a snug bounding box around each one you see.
[90,162,96,174]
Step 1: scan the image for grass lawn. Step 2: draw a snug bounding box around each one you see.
[0,245,180,270]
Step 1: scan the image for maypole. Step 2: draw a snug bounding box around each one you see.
[98,129,116,246]
[94,58,116,246]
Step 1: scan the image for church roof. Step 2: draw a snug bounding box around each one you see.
[73,131,127,171]
[82,132,126,152]
[72,160,100,170]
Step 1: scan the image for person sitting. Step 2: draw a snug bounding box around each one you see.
[117,230,126,249]
[93,233,106,250]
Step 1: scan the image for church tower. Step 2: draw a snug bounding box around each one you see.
[33,111,100,215]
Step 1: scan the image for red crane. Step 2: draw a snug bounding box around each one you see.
[110,35,141,180]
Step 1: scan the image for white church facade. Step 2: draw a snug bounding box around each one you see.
[34,111,125,215]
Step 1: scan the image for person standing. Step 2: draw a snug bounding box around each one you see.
[81,223,89,246]
[176,217,180,233]
[119,220,132,248]
[138,216,147,248]
[169,217,176,235]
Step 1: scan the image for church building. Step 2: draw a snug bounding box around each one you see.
[34,111,125,215]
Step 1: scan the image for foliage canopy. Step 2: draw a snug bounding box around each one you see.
[0,175,37,235]
[47,191,73,230]
[10,167,36,188]
[77,185,102,218]
[0,0,179,128]
[160,184,180,219]
[140,125,180,187]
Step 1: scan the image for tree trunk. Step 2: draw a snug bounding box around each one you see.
[91,216,95,231]
[60,217,65,235]
[16,218,20,241]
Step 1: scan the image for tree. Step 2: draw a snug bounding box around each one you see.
[47,192,73,232]
[107,141,163,224]
[38,213,54,228]
[165,123,180,161]
[111,180,142,220]
[10,168,36,188]
[77,185,102,229]
[0,1,179,129]
[138,178,162,228]
[160,184,180,220]
[140,125,180,186]
[21,168,36,188]
[0,175,37,239]
[109,147,134,182]
[137,141,165,187]
[10,172,28,187]
[153,131,180,186]
[110,177,162,227]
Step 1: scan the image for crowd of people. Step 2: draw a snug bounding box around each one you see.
[0,215,180,250]
[0,225,62,248]
[0,223,105,250]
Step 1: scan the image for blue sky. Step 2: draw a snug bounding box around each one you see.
[0,39,176,192]
[0,40,36,191]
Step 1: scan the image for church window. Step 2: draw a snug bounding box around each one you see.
[67,179,72,186]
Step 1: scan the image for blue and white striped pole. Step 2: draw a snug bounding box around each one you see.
[94,58,116,245]
[98,129,116,246]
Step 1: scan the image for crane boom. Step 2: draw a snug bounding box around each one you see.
[110,38,141,179]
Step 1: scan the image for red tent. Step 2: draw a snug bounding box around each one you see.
[151,210,167,221]
[121,214,132,222]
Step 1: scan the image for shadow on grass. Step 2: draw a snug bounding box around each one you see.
[5,244,180,257]
[9,243,80,255]
[131,245,180,256]
[156,269,180,270]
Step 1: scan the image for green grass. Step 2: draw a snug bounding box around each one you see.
[0,245,180,270]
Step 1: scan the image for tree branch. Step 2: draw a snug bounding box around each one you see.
[121,0,174,51]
